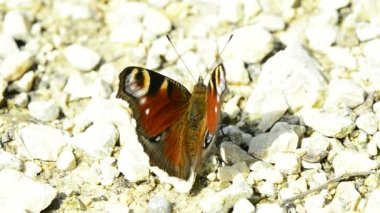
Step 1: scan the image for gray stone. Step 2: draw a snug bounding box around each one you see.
[220,142,255,164]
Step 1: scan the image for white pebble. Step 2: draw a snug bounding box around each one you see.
[143,8,171,36]
[17,124,68,161]
[0,150,23,171]
[0,33,19,57]
[110,22,143,44]
[56,148,76,171]
[249,129,299,160]
[356,22,380,42]
[249,161,284,184]
[327,182,361,211]
[363,39,380,64]
[0,50,33,81]
[218,0,242,23]
[14,92,29,107]
[356,112,379,135]
[224,58,249,84]
[3,10,29,39]
[0,169,57,212]
[99,157,119,186]
[28,100,60,122]
[23,161,42,178]
[200,174,253,213]
[70,122,119,159]
[233,198,255,213]
[12,71,34,92]
[147,196,171,213]
[332,150,377,176]
[63,44,100,71]
[301,132,330,162]
[325,79,365,108]
[365,189,380,213]
[257,181,276,197]
[271,152,301,175]
[301,108,355,138]
[325,47,357,70]
[304,194,326,213]
[256,203,285,213]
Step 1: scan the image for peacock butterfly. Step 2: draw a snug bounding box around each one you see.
[116,37,229,181]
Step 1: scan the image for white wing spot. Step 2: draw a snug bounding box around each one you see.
[139,97,147,105]
[216,96,220,103]
[145,108,150,115]
[214,106,218,113]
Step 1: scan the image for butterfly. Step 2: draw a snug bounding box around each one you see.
[117,60,227,181]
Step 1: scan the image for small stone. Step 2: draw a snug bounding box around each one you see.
[318,0,350,10]
[110,22,143,44]
[223,95,242,120]
[301,108,355,138]
[363,39,380,64]
[143,8,171,36]
[147,196,171,213]
[0,169,57,212]
[256,14,285,32]
[242,0,261,21]
[305,12,338,52]
[98,63,119,85]
[304,194,326,213]
[3,10,29,39]
[373,132,380,150]
[332,150,377,176]
[71,122,119,159]
[220,142,255,164]
[301,132,330,162]
[249,129,299,160]
[222,25,273,63]
[256,203,285,213]
[325,79,365,108]
[365,189,380,213]
[367,138,378,156]
[28,100,60,122]
[11,71,34,92]
[23,161,42,178]
[356,112,379,135]
[98,157,120,186]
[200,174,253,213]
[17,124,68,161]
[257,181,276,197]
[150,166,194,193]
[218,0,242,23]
[0,34,19,57]
[64,72,111,101]
[356,23,380,42]
[63,44,100,71]
[217,162,249,182]
[271,152,301,175]
[0,150,23,171]
[56,148,76,171]
[325,47,357,70]
[14,92,29,107]
[53,1,94,20]
[327,182,361,212]
[0,51,33,82]
[249,161,284,184]
[207,172,217,181]
[233,198,255,213]
[224,59,249,84]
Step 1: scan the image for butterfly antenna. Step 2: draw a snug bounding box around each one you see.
[166,35,197,83]
[206,34,233,79]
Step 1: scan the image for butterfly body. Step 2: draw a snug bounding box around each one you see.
[117,65,226,180]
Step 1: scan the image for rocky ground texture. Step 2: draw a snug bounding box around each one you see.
[1,0,380,212]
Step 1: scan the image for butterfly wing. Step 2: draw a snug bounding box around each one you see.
[207,64,227,134]
[117,66,191,138]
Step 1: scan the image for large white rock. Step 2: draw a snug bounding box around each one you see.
[17,124,68,161]
[244,44,326,122]
[221,25,273,63]
[3,10,29,39]
[0,50,33,82]
[325,79,365,109]
[332,150,378,176]
[70,122,119,159]
[200,174,253,213]
[248,128,299,160]
[28,100,60,121]
[356,112,379,135]
[0,169,57,212]
[300,108,355,138]
[365,189,380,213]
[63,44,100,71]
